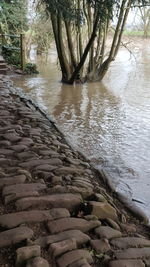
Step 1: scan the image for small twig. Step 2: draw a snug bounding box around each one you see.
[120,40,137,61]
[110,26,137,61]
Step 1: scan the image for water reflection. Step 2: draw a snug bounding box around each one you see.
[13,39,150,219]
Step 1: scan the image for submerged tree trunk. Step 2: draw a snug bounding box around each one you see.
[89,0,132,82]
[51,13,71,82]
[68,13,99,84]
[65,20,77,69]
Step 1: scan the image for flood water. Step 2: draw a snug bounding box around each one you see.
[13,38,150,219]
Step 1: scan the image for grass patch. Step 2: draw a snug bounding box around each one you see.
[123,30,150,37]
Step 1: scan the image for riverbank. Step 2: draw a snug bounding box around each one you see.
[0,74,150,266]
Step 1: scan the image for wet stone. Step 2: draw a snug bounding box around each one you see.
[54,166,85,176]
[33,144,51,150]
[16,169,32,180]
[106,218,121,231]
[66,158,81,165]
[2,183,46,197]
[14,124,23,132]
[18,137,34,146]
[108,259,145,267]
[72,176,92,183]
[15,193,82,212]
[89,201,118,221]
[4,191,39,204]
[0,110,10,116]
[51,176,62,185]
[0,208,70,228]
[38,150,59,157]
[144,258,150,266]
[47,185,93,198]
[0,140,11,147]
[35,164,57,172]
[16,151,38,160]
[84,215,98,221]
[0,170,6,177]
[53,140,69,149]
[115,247,150,259]
[73,180,94,189]
[49,238,77,258]
[95,226,122,240]
[34,230,90,248]
[69,258,91,267]
[0,174,26,189]
[110,237,150,249]
[19,158,63,169]
[26,257,50,267]
[47,217,101,234]
[0,158,11,166]
[34,171,54,180]
[16,245,41,266]
[3,133,21,142]
[0,226,33,248]
[94,193,107,202]
[90,239,111,254]
[29,128,42,135]
[11,144,28,152]
[120,223,137,233]
[0,149,14,156]
[57,249,93,267]
[22,124,32,130]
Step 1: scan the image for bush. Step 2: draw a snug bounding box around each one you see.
[24,63,39,74]
[2,45,21,67]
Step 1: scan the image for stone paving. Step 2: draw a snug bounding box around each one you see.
[0,74,150,266]
[0,56,7,75]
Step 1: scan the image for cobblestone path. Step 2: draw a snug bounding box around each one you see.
[0,75,150,267]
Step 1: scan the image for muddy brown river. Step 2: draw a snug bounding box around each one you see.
[13,38,150,220]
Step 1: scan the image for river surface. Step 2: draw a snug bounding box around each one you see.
[13,38,150,219]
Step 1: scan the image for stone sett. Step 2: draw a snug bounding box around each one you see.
[49,238,77,258]
[26,257,50,267]
[115,247,150,259]
[110,237,150,249]
[16,245,41,266]
[47,217,101,234]
[4,191,40,204]
[0,226,33,248]
[90,238,111,253]
[57,249,93,267]
[69,258,91,267]
[0,208,70,228]
[0,174,26,188]
[2,182,46,197]
[34,229,90,247]
[95,226,122,240]
[89,201,118,221]
[108,259,145,267]
[15,193,82,211]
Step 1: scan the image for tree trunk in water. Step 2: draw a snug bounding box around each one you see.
[65,20,77,69]
[68,13,99,84]
[51,13,71,82]
[57,15,71,81]
[91,0,131,82]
